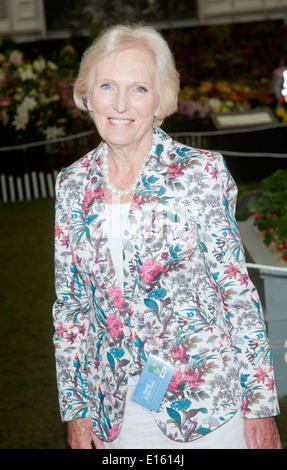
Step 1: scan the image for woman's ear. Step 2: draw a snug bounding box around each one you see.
[87,97,93,112]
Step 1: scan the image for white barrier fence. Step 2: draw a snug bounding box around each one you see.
[1,123,286,203]
[0,170,59,203]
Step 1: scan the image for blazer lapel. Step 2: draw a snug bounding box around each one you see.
[83,129,174,308]
[83,147,120,294]
[122,128,174,302]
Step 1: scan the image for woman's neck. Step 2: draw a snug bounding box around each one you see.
[102,132,153,203]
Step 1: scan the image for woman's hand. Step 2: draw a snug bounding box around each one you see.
[244,417,282,449]
[67,417,106,449]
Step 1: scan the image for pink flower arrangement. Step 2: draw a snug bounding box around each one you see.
[106,313,124,339]
[83,186,104,209]
[183,368,205,388]
[170,345,190,363]
[139,258,161,284]
[168,163,184,178]
[84,188,93,210]
[108,286,125,311]
[93,186,104,201]
[168,368,183,391]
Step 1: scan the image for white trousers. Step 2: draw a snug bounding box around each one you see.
[104,377,248,449]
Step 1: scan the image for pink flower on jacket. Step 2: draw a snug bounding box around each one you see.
[168,162,184,178]
[84,188,93,210]
[131,195,143,211]
[108,424,119,440]
[108,286,125,311]
[55,223,63,238]
[170,345,190,363]
[60,234,69,248]
[168,368,183,391]
[106,313,123,339]
[254,366,269,384]
[161,265,170,278]
[56,322,67,337]
[139,258,161,284]
[183,368,205,388]
[266,376,275,391]
[224,263,240,279]
[93,186,104,201]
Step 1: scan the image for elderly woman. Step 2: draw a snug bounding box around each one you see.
[52,24,281,449]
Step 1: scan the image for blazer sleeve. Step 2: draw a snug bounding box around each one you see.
[52,171,90,422]
[196,152,280,419]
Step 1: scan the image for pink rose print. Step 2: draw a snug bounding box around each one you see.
[106,313,123,339]
[93,186,104,201]
[170,345,190,363]
[83,188,93,210]
[131,195,143,211]
[108,424,119,440]
[168,368,183,391]
[168,162,184,178]
[108,286,125,311]
[139,259,161,284]
[183,368,205,388]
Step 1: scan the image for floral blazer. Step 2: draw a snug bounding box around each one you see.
[53,127,279,443]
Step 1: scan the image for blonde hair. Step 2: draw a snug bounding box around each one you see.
[73,23,180,126]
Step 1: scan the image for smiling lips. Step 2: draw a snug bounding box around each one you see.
[108,118,134,126]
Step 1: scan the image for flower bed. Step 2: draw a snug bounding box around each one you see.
[177,80,274,125]
[0,46,89,147]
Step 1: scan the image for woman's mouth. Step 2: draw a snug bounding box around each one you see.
[108,118,134,126]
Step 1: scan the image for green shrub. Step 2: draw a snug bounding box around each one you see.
[251,169,287,260]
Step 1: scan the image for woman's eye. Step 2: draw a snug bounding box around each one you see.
[101,84,111,90]
[136,86,148,93]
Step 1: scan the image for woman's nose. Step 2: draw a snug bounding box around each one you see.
[113,89,130,113]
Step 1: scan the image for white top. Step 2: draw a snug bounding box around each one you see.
[105,203,131,290]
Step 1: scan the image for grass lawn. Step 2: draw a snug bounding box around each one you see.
[0,197,286,449]
[0,198,68,449]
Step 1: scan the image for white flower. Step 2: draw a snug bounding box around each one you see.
[12,109,29,131]
[39,94,60,105]
[19,65,37,81]
[42,126,65,140]
[33,58,46,73]
[21,96,37,111]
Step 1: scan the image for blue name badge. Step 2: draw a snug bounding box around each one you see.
[131,355,176,412]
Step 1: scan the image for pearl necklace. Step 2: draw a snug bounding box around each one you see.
[101,142,148,197]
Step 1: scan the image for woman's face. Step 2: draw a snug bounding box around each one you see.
[88,48,161,151]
